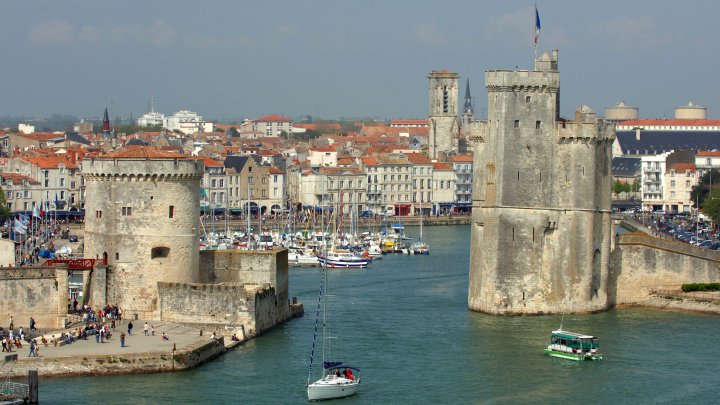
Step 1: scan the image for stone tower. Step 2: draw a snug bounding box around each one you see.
[428,70,459,160]
[82,146,203,317]
[468,50,615,315]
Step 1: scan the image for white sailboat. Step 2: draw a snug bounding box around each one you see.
[410,214,429,255]
[307,226,361,400]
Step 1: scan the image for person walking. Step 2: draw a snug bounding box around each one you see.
[144,322,149,336]
[28,340,36,357]
[128,321,134,335]
[120,332,126,348]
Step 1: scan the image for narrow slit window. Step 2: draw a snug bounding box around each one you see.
[169,205,175,218]
[536,120,541,129]
[514,120,520,129]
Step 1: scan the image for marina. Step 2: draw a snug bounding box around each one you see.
[35,225,720,404]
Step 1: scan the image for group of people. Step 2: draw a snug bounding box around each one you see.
[333,368,355,381]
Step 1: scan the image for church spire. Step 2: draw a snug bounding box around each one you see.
[103,107,111,138]
[462,78,474,116]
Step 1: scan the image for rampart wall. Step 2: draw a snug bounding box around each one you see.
[610,232,720,305]
[0,267,67,329]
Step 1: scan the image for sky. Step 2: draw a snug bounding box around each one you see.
[3,0,720,122]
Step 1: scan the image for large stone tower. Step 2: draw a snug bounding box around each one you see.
[468,50,615,315]
[82,146,203,317]
[428,70,459,160]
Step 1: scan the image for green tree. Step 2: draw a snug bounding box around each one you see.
[228,127,239,137]
[691,169,720,208]
[0,187,10,222]
[279,130,288,139]
[702,192,720,223]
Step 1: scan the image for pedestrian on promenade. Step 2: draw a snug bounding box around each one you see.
[28,340,36,357]
[151,325,155,336]
[128,321,133,335]
[144,322,149,336]
[8,315,13,331]
[161,332,169,341]
[120,332,125,348]
[95,330,100,343]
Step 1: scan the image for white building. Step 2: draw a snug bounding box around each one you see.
[641,152,671,211]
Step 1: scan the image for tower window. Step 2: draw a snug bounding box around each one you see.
[514,120,520,129]
[151,246,170,259]
[169,205,174,218]
[443,86,449,113]
[526,96,531,103]
[96,210,102,218]
[536,120,541,129]
[121,207,132,216]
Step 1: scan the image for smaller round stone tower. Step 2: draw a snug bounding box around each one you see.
[82,146,203,317]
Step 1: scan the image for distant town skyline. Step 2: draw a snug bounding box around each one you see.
[4,1,720,121]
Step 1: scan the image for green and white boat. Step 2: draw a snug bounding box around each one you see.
[544,330,603,361]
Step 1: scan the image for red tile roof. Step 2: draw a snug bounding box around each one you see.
[450,155,473,163]
[194,156,223,167]
[406,153,431,164]
[359,156,378,166]
[433,162,453,170]
[268,167,285,175]
[618,119,720,127]
[22,156,79,169]
[668,163,696,172]
[255,114,293,123]
[1,172,39,185]
[101,146,185,159]
[697,151,720,157]
[390,119,428,126]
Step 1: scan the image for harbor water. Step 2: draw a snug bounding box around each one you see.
[40,225,720,404]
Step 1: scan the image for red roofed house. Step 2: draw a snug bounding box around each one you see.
[664,161,698,213]
[307,146,337,167]
[251,114,293,137]
[7,154,83,211]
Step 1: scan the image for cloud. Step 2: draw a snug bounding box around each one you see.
[586,16,684,51]
[486,6,533,43]
[414,22,447,47]
[27,20,75,45]
[29,20,177,46]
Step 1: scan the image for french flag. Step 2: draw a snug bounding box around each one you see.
[534,5,541,46]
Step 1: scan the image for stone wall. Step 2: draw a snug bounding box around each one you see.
[199,249,288,309]
[157,282,252,326]
[0,267,67,329]
[610,233,720,305]
[157,281,290,336]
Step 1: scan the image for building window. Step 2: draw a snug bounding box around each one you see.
[121,207,132,216]
[526,96,531,103]
[536,121,541,129]
[514,120,520,129]
[96,210,102,218]
[169,206,174,218]
[670,180,675,187]
[151,246,170,259]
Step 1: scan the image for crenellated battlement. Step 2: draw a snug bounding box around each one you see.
[82,157,203,178]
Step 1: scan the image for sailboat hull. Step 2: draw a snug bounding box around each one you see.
[307,377,360,401]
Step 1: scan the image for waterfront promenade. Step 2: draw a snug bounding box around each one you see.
[4,319,242,378]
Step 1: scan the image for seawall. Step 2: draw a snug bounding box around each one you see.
[7,337,228,379]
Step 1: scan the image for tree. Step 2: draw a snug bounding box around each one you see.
[0,187,10,222]
[702,192,720,223]
[228,127,239,137]
[612,179,631,195]
[279,130,288,139]
[691,169,720,208]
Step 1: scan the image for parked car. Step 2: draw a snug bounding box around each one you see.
[359,210,374,218]
[69,235,79,243]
